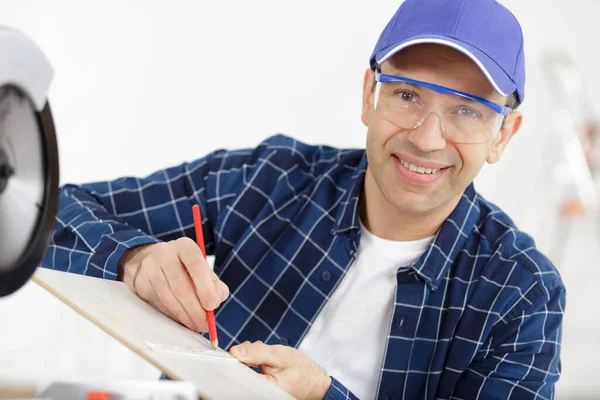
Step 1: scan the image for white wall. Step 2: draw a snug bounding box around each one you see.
[0,1,598,398]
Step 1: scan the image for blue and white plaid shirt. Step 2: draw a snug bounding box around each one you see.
[43,134,565,399]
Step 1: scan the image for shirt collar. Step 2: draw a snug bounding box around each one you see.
[331,153,367,236]
[332,154,481,291]
[410,183,480,291]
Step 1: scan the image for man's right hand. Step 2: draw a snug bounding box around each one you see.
[118,237,229,332]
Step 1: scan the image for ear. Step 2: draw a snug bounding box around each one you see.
[487,111,523,164]
[361,68,376,126]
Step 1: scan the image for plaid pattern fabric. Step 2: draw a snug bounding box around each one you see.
[43,134,565,399]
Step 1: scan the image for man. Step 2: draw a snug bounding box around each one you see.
[42,0,565,398]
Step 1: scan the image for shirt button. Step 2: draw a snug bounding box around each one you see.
[395,316,404,330]
[279,337,289,345]
[321,270,332,282]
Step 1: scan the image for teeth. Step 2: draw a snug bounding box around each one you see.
[399,159,440,175]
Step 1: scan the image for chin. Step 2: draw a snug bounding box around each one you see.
[385,186,439,214]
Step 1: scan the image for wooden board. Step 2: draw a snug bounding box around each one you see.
[32,268,293,400]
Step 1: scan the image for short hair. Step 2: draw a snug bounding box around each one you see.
[499,92,520,130]
[506,92,520,110]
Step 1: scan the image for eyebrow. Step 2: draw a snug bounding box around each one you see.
[399,81,422,90]
[397,80,481,105]
[382,69,499,108]
[452,95,479,105]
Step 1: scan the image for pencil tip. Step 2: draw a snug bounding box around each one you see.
[211,340,218,350]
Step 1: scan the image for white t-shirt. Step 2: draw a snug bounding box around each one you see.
[297,221,434,399]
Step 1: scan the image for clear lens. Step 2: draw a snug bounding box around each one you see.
[375,81,504,144]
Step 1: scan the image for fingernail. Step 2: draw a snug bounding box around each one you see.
[231,345,246,357]
[220,286,229,299]
[206,301,217,310]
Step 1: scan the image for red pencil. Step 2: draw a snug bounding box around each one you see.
[192,204,219,350]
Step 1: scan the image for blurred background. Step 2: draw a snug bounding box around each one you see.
[0,0,599,398]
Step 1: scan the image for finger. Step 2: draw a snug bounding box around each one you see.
[158,243,208,331]
[153,268,198,331]
[147,288,178,321]
[135,251,205,331]
[229,341,260,368]
[216,279,230,302]
[143,255,197,331]
[136,272,180,323]
[261,365,282,375]
[260,373,278,385]
[135,253,188,326]
[229,341,283,368]
[176,238,221,310]
[210,270,230,303]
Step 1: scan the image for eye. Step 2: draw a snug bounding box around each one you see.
[397,90,417,102]
[455,107,481,118]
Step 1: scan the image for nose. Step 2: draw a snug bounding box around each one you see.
[407,111,447,152]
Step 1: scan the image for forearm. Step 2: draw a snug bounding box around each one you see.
[41,183,161,278]
[41,141,280,279]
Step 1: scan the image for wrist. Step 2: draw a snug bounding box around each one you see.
[310,372,332,400]
[117,244,155,288]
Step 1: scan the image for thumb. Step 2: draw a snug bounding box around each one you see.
[229,341,285,368]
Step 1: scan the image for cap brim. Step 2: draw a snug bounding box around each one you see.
[374,35,517,97]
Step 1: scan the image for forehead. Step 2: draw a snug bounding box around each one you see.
[381,44,504,102]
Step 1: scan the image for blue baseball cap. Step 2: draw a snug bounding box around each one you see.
[370,0,526,104]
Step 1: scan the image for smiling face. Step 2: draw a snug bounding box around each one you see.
[361,44,522,238]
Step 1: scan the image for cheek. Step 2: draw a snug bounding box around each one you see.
[365,128,381,176]
[454,145,488,179]
[366,118,399,153]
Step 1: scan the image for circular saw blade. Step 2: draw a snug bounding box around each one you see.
[0,86,44,270]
